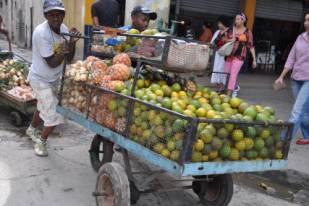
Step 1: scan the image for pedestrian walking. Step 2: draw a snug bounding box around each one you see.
[210,16,230,93]
[26,0,81,156]
[275,11,309,145]
[224,13,257,96]
[0,15,11,51]
[91,0,120,27]
[199,22,213,43]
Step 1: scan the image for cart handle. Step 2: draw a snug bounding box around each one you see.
[60,32,90,40]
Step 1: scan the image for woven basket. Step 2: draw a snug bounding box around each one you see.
[165,41,210,73]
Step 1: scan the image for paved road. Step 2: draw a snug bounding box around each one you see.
[0,41,308,206]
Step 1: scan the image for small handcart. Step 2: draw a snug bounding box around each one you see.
[0,52,36,126]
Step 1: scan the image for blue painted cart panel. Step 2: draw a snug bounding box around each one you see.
[57,106,288,177]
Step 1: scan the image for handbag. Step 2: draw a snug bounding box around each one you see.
[217,29,235,56]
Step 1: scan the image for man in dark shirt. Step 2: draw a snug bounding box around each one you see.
[91,0,120,27]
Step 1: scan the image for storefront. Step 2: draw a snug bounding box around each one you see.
[253,0,304,73]
[174,0,240,37]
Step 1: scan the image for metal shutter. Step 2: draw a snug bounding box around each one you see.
[180,0,240,17]
[256,0,303,22]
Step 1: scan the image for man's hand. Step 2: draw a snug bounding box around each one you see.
[69,28,82,43]
[60,41,70,55]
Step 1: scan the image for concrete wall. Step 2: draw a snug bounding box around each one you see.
[0,0,85,59]
[0,0,45,48]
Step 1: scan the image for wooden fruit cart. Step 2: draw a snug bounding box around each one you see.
[57,33,293,206]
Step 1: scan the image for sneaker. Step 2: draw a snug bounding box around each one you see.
[34,140,48,157]
[232,85,240,98]
[296,139,309,145]
[26,126,40,143]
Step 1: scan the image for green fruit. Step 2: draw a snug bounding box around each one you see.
[171,83,181,92]
[136,79,145,88]
[117,106,126,117]
[142,130,151,140]
[238,102,249,113]
[162,98,172,109]
[211,98,221,105]
[151,83,161,92]
[235,140,246,151]
[232,129,244,142]
[165,128,173,139]
[190,100,201,109]
[211,137,223,150]
[256,113,269,122]
[205,124,216,135]
[128,28,140,35]
[246,150,258,159]
[254,138,265,151]
[264,106,275,115]
[259,147,269,158]
[135,90,144,99]
[175,139,183,150]
[107,99,117,111]
[170,150,180,161]
[246,127,257,138]
[162,85,172,97]
[217,128,229,139]
[154,116,163,126]
[133,107,141,116]
[200,129,214,143]
[167,140,176,151]
[213,104,223,112]
[229,148,240,161]
[153,143,165,153]
[220,144,232,158]
[172,119,185,132]
[260,129,271,139]
[274,150,283,159]
[141,122,149,130]
[229,97,242,108]
[225,124,234,132]
[244,106,258,119]
[244,138,254,150]
[154,126,165,138]
[192,151,203,162]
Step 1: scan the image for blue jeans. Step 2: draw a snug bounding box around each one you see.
[289,80,309,139]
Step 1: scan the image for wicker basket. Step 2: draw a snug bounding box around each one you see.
[165,40,210,73]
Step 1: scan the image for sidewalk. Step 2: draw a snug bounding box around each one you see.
[0,40,32,63]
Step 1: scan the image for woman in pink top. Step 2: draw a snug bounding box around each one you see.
[275,11,309,145]
[224,13,257,96]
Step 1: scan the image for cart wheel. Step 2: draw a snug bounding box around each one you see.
[9,111,23,127]
[89,135,114,172]
[192,174,233,206]
[95,162,130,206]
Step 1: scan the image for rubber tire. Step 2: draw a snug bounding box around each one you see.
[90,135,114,172]
[9,111,23,127]
[95,162,130,206]
[192,174,233,206]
